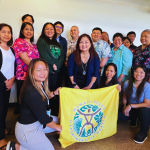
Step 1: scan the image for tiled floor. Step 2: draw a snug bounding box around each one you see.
[5,106,150,150]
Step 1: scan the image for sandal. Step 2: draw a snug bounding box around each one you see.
[6,141,16,150]
[0,144,7,150]
[5,129,14,135]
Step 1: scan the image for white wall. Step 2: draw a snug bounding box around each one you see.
[0,0,150,102]
[1,0,150,45]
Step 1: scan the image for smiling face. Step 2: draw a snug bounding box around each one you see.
[123,39,131,49]
[22,16,33,25]
[128,34,135,43]
[79,36,91,52]
[22,24,33,40]
[113,36,122,49]
[91,30,101,42]
[55,24,63,36]
[134,67,145,82]
[0,26,11,43]
[70,26,79,40]
[102,32,109,43]
[33,61,48,85]
[44,24,55,39]
[140,31,150,46]
[105,65,116,80]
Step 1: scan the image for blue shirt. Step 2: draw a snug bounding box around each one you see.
[56,35,60,43]
[123,80,150,104]
[93,39,111,61]
[108,44,133,82]
[68,53,100,88]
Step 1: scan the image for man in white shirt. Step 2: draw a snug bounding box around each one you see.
[91,27,111,74]
[66,26,80,61]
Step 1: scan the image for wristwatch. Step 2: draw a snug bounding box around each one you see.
[72,83,77,87]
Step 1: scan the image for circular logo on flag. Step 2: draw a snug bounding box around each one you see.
[72,104,103,138]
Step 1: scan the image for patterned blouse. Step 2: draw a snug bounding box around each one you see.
[132,44,150,77]
[13,38,39,80]
[66,39,77,61]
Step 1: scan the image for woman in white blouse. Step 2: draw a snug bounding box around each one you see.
[0,23,15,150]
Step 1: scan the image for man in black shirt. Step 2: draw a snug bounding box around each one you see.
[127,31,137,49]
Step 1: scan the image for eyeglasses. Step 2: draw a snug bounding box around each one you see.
[56,26,62,29]
[102,35,108,37]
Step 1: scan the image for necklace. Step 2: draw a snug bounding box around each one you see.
[82,61,88,75]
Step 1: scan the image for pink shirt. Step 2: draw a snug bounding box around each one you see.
[13,38,39,80]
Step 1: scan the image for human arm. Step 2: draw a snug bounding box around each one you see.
[24,87,53,125]
[82,77,97,90]
[5,76,16,90]
[68,53,80,88]
[117,74,125,83]
[99,57,109,74]
[19,52,31,66]
[46,121,62,133]
[123,81,150,116]
[119,47,133,82]
[49,87,62,98]
[123,98,150,116]
[116,85,121,92]
[36,38,55,73]
[69,76,80,89]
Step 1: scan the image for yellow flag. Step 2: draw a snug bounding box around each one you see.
[58,85,119,148]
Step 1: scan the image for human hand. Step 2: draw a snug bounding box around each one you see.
[53,64,57,70]
[123,105,131,116]
[55,125,62,134]
[54,87,62,95]
[82,85,91,90]
[65,61,67,67]
[116,85,121,92]
[74,85,80,89]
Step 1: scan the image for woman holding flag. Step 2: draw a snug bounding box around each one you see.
[6,58,62,150]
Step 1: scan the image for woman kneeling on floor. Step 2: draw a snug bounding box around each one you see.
[122,65,150,144]
[6,58,62,150]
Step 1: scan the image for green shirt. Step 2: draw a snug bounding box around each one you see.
[37,38,64,74]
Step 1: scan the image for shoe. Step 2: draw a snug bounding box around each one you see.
[130,118,137,127]
[13,106,20,115]
[134,131,147,144]
[6,141,16,150]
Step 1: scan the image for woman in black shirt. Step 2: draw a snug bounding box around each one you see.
[6,58,62,150]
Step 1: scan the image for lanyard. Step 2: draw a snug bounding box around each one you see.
[40,83,49,106]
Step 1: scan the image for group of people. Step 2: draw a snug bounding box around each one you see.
[0,13,150,150]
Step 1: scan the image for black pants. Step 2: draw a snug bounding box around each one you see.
[48,73,59,116]
[0,80,11,140]
[16,79,24,105]
[130,107,150,134]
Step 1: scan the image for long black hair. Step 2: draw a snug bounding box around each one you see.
[74,33,99,66]
[100,63,118,88]
[125,65,148,101]
[39,22,61,48]
[19,22,34,43]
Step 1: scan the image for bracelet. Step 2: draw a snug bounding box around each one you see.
[90,81,94,84]
[53,91,55,96]
[72,83,77,88]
